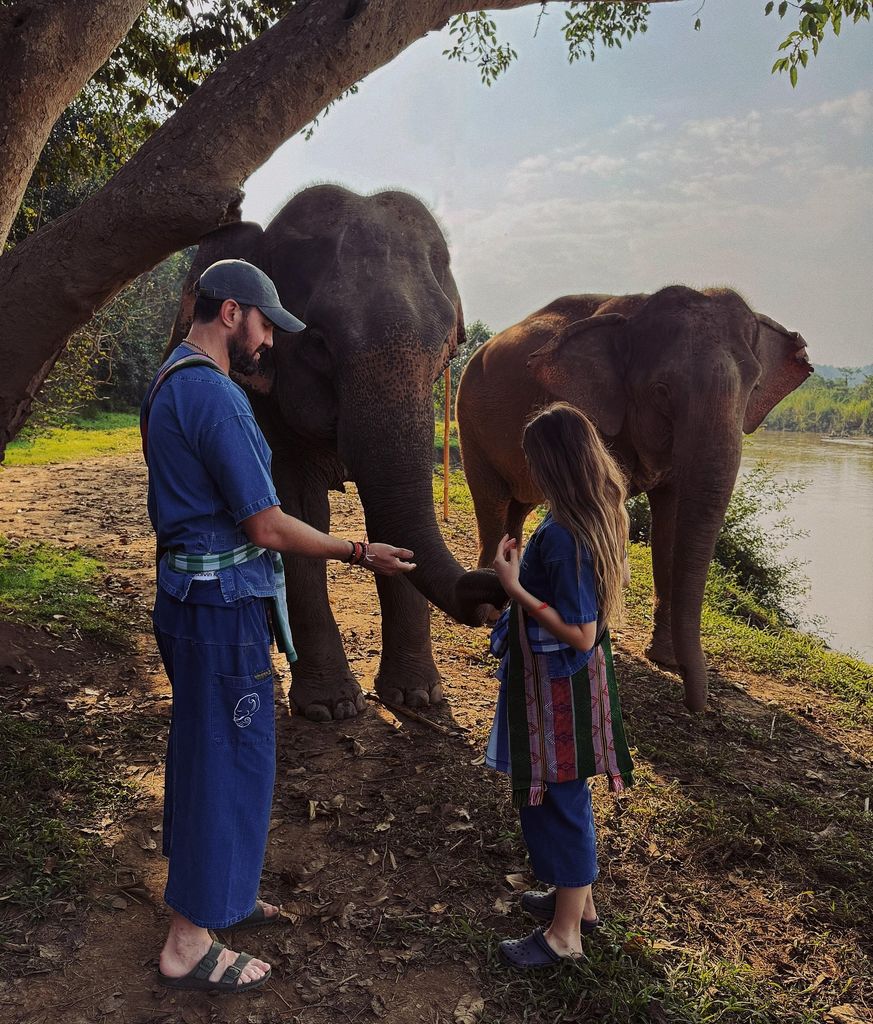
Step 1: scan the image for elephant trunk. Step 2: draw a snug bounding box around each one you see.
[342,396,504,625]
[669,423,742,713]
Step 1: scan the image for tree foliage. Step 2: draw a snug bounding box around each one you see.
[766,372,873,435]
[442,1,870,87]
[21,251,190,435]
[766,0,871,86]
[90,1,295,114]
[434,320,494,413]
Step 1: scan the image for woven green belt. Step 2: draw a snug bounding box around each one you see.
[166,542,297,665]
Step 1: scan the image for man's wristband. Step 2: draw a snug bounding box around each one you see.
[343,540,369,566]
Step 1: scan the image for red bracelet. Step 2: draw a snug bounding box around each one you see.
[536,601,548,611]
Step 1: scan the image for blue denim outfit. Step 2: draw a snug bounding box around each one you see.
[519,779,599,887]
[143,344,281,928]
[489,514,600,888]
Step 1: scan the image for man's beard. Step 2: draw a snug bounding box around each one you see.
[228,320,261,377]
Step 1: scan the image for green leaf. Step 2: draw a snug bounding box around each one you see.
[694,17,701,30]
[778,0,788,14]
[765,0,774,12]
[790,63,798,87]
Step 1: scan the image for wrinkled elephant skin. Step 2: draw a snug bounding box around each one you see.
[170,186,504,721]
[456,286,812,713]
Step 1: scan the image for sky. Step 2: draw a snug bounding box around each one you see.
[243,0,873,367]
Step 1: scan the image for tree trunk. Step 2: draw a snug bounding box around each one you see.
[0,0,150,248]
[0,0,678,457]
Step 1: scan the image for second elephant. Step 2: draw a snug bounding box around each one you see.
[456,285,812,712]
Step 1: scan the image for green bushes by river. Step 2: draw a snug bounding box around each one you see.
[767,373,873,436]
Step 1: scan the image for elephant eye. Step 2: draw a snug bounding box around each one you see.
[651,382,671,411]
[298,328,333,375]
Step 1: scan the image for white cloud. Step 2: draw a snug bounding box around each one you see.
[555,153,627,176]
[612,114,666,134]
[798,89,873,135]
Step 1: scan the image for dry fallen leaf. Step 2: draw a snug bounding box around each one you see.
[504,873,528,891]
[430,902,448,914]
[137,832,157,851]
[825,1006,873,1024]
[366,849,380,866]
[454,991,485,1024]
[492,898,510,915]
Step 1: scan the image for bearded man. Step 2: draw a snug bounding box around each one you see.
[141,260,414,993]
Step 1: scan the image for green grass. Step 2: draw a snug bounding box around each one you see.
[424,913,816,1024]
[433,465,476,516]
[0,717,133,911]
[69,410,140,431]
[0,536,130,646]
[4,421,140,465]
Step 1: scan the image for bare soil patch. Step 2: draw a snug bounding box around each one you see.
[1,454,871,1024]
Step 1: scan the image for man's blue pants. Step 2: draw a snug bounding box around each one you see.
[153,581,276,929]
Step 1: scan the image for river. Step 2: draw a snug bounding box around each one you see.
[739,430,873,663]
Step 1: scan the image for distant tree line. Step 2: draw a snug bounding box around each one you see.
[766,372,873,436]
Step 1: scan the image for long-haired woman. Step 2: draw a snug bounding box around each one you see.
[487,402,635,968]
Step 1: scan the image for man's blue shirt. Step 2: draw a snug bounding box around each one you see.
[143,344,280,604]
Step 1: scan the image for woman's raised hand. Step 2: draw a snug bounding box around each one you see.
[491,534,520,592]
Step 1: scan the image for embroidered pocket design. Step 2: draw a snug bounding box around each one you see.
[233,693,261,728]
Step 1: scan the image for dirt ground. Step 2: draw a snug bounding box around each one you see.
[1,454,871,1024]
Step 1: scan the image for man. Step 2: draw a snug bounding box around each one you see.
[142,260,414,993]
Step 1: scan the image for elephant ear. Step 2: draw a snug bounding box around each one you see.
[527,313,629,436]
[743,314,812,433]
[166,221,265,358]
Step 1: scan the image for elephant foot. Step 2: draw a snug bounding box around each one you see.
[375,664,443,709]
[288,676,367,722]
[645,636,679,670]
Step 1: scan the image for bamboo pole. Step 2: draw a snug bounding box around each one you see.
[443,366,451,522]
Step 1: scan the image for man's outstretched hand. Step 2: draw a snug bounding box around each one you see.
[363,544,416,576]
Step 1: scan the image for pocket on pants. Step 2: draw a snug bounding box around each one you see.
[211,669,275,746]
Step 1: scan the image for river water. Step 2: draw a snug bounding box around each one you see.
[738,430,873,663]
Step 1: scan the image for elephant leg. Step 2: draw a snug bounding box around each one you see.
[505,498,535,549]
[271,454,365,723]
[464,448,513,568]
[373,574,443,708]
[645,483,679,669]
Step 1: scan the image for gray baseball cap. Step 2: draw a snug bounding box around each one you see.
[196,259,306,334]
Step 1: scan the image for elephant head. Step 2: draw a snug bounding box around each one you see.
[169,186,501,624]
[527,285,812,711]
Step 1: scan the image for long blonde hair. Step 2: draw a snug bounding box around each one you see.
[522,402,629,629]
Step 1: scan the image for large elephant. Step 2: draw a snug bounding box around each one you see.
[456,286,812,712]
[169,185,503,721]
